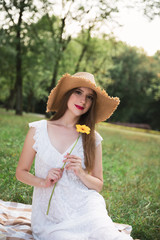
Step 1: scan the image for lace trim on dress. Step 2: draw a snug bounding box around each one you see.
[29,120,44,152]
[29,120,47,153]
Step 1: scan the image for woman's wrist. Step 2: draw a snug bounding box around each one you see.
[39,178,46,188]
[78,169,103,192]
[78,168,87,179]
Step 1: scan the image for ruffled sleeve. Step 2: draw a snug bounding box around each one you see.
[95,131,103,147]
[29,120,45,152]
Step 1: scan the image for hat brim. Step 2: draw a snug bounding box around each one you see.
[46,73,120,123]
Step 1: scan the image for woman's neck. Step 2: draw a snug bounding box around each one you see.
[53,111,79,128]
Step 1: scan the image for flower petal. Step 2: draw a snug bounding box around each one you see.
[76,124,91,134]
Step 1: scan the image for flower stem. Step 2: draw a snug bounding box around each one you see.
[61,134,81,170]
[46,182,57,215]
[46,134,81,215]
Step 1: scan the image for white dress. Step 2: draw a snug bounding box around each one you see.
[29,120,133,240]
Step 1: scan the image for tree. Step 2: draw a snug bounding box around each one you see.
[145,51,160,129]
[142,0,160,20]
[0,0,119,114]
[37,0,118,91]
[0,27,16,109]
[0,0,37,115]
[103,43,160,129]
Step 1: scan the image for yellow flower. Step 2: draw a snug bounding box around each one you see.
[76,124,91,134]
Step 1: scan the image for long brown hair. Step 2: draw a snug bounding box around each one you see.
[50,88,97,171]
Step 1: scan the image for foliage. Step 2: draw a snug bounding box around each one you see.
[32,0,119,90]
[0,0,39,114]
[148,51,160,101]
[0,0,119,114]
[103,45,160,129]
[142,0,160,20]
[0,28,16,103]
[0,109,160,240]
[0,1,160,129]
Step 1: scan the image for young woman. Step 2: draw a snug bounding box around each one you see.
[16,72,133,240]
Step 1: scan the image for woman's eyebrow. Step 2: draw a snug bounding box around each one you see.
[76,88,83,91]
[86,92,94,97]
[77,88,94,96]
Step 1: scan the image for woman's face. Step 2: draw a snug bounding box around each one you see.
[67,87,94,117]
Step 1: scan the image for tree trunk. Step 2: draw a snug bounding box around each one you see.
[15,1,24,115]
[5,88,16,110]
[75,46,87,73]
[49,56,61,91]
[74,28,92,72]
[48,14,73,92]
[27,91,34,113]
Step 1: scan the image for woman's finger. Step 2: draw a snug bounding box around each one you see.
[47,169,63,181]
[63,156,81,163]
[64,154,79,159]
[50,171,62,180]
[66,165,83,176]
[65,163,82,172]
[66,162,81,167]
[44,168,63,187]
[49,168,62,174]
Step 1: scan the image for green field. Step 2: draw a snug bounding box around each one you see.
[0,108,159,240]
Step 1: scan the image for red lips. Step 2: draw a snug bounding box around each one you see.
[75,104,84,110]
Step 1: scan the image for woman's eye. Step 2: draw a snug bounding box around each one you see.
[75,90,81,95]
[87,95,93,101]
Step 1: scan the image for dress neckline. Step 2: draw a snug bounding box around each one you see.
[45,120,80,156]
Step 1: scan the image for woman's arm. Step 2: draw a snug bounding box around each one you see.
[64,143,103,192]
[16,127,63,188]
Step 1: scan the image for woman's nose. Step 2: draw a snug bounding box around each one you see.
[80,95,86,104]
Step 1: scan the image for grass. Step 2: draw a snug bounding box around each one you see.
[0,108,160,240]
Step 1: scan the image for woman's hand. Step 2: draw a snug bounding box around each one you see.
[44,168,63,188]
[62,144,103,193]
[63,153,84,177]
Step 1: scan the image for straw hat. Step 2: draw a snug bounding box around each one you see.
[46,72,120,123]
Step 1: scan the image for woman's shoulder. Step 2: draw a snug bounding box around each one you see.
[29,119,46,129]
